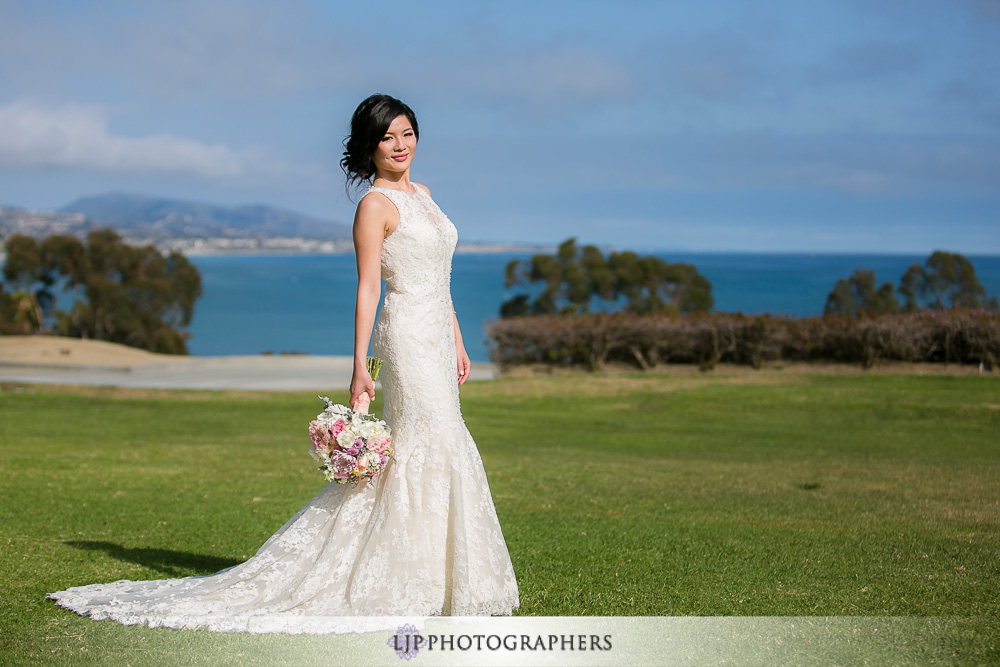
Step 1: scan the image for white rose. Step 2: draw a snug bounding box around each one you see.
[336,430,355,448]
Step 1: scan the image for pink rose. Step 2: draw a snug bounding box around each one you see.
[357,455,369,471]
[308,421,331,449]
[330,418,346,439]
[369,436,391,455]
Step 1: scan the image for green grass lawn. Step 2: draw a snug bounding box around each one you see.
[1,372,997,664]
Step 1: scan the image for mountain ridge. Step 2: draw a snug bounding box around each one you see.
[2,192,548,255]
[59,192,352,240]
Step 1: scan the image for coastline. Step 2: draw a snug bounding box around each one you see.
[0,242,551,263]
[175,241,550,257]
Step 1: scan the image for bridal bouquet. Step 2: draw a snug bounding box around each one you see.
[308,358,392,487]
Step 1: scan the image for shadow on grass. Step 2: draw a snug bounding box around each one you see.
[64,541,242,577]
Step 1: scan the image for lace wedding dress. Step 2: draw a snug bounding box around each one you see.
[47,185,520,633]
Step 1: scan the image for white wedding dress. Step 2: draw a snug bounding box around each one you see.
[47,185,520,633]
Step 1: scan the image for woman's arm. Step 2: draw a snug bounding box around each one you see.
[349,195,392,406]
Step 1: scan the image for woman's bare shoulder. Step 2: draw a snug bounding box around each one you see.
[356,190,399,221]
[357,189,397,211]
[355,189,401,237]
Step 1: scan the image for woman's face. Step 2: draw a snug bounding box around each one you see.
[372,114,416,179]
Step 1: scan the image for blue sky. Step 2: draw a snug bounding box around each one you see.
[1,0,998,252]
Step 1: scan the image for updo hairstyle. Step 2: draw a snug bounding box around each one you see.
[340,94,419,192]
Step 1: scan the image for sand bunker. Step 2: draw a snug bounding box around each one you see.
[0,335,172,367]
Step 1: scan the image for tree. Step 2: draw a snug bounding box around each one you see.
[501,238,713,317]
[824,268,899,316]
[824,251,998,317]
[898,250,998,311]
[1,235,50,332]
[0,285,39,334]
[1,229,203,354]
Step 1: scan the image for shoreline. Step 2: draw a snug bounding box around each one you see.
[0,243,551,263]
[180,242,550,257]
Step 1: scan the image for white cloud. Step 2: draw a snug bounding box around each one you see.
[0,99,327,182]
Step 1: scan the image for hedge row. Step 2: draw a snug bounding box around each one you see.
[487,310,1000,371]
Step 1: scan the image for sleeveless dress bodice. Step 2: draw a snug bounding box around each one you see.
[368,185,463,428]
[369,185,458,298]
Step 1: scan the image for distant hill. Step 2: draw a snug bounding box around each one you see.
[60,192,351,240]
[2,192,544,256]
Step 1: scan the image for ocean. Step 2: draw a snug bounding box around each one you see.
[186,252,1000,363]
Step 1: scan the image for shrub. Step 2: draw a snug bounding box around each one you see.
[487,310,1000,371]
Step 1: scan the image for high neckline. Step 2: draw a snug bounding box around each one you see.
[371,183,417,194]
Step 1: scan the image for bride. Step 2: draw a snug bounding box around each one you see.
[47,94,520,633]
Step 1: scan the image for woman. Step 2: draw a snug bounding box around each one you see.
[47,94,519,633]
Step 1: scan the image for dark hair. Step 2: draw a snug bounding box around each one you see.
[340,94,419,192]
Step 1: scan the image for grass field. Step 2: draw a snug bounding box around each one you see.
[1,372,998,664]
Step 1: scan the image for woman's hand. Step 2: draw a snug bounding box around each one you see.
[457,346,471,385]
[452,306,470,385]
[350,366,375,408]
